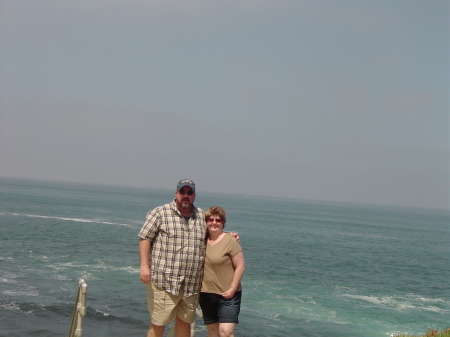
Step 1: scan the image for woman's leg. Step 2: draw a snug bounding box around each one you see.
[207,322,220,337]
[218,322,236,337]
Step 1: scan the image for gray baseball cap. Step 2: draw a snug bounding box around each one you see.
[176,179,196,191]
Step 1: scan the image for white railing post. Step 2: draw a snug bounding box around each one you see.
[68,278,88,337]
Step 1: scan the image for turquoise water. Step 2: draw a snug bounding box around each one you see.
[0,178,449,337]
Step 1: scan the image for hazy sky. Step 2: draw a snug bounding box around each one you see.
[1,0,449,210]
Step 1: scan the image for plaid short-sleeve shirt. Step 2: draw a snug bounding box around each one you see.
[138,200,206,297]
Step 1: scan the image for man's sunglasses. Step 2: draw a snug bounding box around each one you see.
[178,189,194,196]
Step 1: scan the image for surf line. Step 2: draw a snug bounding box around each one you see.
[3,212,134,228]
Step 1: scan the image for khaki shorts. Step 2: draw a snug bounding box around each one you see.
[146,282,199,326]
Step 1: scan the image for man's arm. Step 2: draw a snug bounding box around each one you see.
[139,238,151,284]
[228,231,240,242]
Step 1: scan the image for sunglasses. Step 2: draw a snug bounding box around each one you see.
[178,189,194,196]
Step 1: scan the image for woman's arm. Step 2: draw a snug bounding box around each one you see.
[221,251,245,299]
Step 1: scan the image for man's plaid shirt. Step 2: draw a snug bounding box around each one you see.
[138,200,206,297]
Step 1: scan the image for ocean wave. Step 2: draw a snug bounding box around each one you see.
[0,277,16,284]
[1,212,136,228]
[341,294,448,313]
[0,301,28,314]
[0,271,20,284]
[86,307,146,326]
[409,294,446,303]
[45,261,139,275]
[3,289,39,297]
[0,301,73,317]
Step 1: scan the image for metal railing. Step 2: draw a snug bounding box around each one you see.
[66,277,201,337]
[68,278,88,337]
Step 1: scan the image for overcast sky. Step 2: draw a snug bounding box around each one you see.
[0,0,449,210]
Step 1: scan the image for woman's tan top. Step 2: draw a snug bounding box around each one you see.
[201,233,242,294]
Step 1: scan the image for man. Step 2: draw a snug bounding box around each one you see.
[139,179,236,337]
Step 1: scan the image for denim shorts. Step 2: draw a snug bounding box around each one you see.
[199,291,241,325]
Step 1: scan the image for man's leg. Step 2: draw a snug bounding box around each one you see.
[174,289,198,337]
[175,317,191,337]
[146,283,178,337]
[147,324,165,337]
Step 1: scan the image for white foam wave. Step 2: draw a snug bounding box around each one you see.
[117,266,140,274]
[54,274,71,281]
[409,294,446,303]
[3,289,39,297]
[0,271,19,283]
[43,261,137,277]
[341,294,448,313]
[0,277,17,284]
[95,309,111,317]
[343,294,399,306]
[3,212,135,228]
[0,301,23,313]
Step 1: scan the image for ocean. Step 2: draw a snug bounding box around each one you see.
[0,177,449,337]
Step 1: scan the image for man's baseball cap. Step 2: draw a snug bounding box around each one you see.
[177,179,196,192]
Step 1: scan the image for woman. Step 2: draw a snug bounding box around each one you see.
[200,206,246,337]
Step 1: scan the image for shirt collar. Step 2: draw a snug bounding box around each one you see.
[171,199,197,218]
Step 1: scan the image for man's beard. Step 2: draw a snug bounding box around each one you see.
[179,199,191,209]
